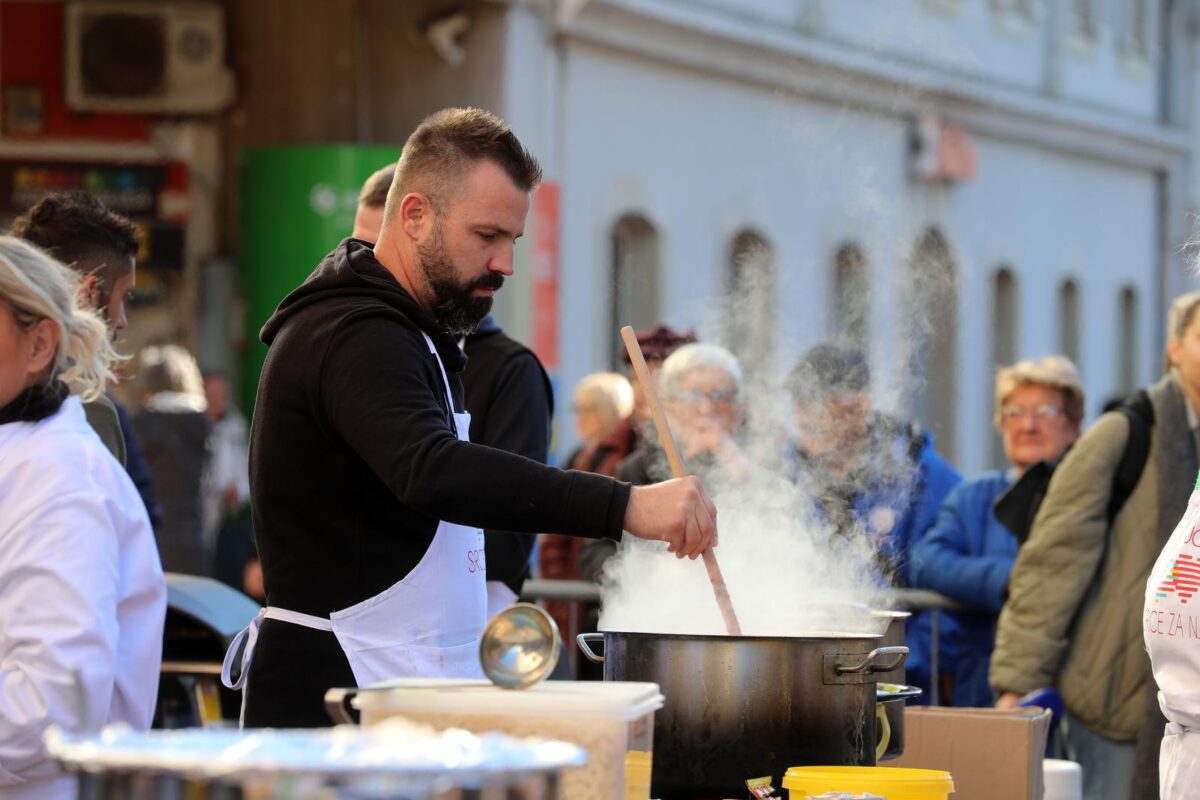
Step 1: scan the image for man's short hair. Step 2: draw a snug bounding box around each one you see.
[9,191,139,301]
[389,108,542,215]
[359,163,396,210]
[788,343,871,406]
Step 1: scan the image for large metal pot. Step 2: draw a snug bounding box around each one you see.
[578,631,906,800]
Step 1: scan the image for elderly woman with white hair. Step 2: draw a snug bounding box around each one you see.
[617,342,749,486]
[0,236,164,799]
[911,355,1084,708]
[579,343,746,583]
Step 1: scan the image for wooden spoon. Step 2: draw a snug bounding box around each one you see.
[620,326,743,636]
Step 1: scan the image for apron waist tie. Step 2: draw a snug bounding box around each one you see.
[221,606,334,690]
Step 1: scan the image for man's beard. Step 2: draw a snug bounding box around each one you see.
[418,225,503,335]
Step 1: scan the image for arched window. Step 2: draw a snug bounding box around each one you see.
[1059,279,1081,369]
[991,267,1018,467]
[992,268,1018,369]
[907,230,959,462]
[610,214,660,367]
[1118,286,1139,394]
[831,244,870,353]
[726,230,776,378]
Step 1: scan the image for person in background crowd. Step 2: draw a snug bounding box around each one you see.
[541,372,635,648]
[618,325,697,449]
[625,342,750,485]
[992,292,1200,800]
[204,371,260,600]
[563,372,636,476]
[910,355,1084,707]
[577,328,698,581]
[462,314,555,617]
[352,160,555,617]
[580,343,747,583]
[0,236,164,800]
[352,162,394,244]
[134,344,212,576]
[9,191,163,528]
[785,343,961,702]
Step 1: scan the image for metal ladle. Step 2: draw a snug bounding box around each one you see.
[478,602,561,689]
[324,603,562,723]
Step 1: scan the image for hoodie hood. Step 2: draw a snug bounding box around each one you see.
[261,238,467,371]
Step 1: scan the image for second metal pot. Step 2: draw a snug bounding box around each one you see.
[579,631,906,799]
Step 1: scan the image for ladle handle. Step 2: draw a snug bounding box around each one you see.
[619,325,742,637]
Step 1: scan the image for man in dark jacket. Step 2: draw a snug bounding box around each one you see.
[235,108,717,727]
[461,315,553,611]
[353,162,552,610]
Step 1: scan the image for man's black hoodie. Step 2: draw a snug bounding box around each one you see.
[250,239,629,616]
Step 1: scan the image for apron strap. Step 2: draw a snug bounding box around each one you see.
[421,331,457,415]
[221,608,265,691]
[221,607,334,691]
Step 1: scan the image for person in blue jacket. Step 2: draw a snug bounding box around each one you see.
[911,355,1084,707]
[785,344,962,700]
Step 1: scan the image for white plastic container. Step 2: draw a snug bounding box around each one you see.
[1043,759,1083,800]
[353,679,664,800]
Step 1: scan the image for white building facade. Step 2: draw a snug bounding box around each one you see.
[478,0,1200,474]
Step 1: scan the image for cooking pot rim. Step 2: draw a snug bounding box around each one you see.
[596,629,884,641]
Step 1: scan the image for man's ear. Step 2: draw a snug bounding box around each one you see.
[1168,337,1183,370]
[77,274,100,311]
[26,318,60,376]
[398,192,433,239]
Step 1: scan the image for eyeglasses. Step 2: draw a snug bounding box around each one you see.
[1000,404,1064,424]
[677,387,737,406]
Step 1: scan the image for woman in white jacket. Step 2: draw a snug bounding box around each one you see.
[0,236,165,799]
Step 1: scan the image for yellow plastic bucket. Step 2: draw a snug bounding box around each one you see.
[783,766,954,799]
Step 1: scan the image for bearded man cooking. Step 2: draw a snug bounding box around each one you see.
[223,108,718,728]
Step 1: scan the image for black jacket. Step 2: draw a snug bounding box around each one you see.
[250,240,628,617]
[133,405,210,575]
[462,316,553,596]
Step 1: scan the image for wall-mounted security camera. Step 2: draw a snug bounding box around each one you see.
[423,9,470,66]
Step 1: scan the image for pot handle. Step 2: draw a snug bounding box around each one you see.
[875,701,891,762]
[577,633,605,664]
[324,687,360,725]
[836,645,908,675]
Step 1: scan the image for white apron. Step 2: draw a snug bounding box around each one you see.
[486,582,518,620]
[1144,474,1200,800]
[223,332,488,714]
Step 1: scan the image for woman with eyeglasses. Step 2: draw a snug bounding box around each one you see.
[0,236,164,799]
[911,355,1084,709]
[616,343,750,489]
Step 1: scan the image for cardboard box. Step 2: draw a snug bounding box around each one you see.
[889,707,1052,800]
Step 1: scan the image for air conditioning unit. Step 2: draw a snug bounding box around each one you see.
[65,1,234,114]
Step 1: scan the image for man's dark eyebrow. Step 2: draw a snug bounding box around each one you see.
[475,224,523,240]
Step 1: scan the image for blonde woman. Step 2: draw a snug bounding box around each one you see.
[565,372,636,476]
[0,236,165,799]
